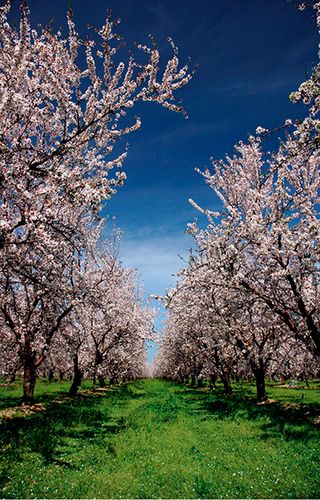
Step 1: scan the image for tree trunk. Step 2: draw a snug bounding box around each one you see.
[221,370,232,394]
[209,375,216,391]
[302,371,310,388]
[48,369,54,382]
[69,354,83,396]
[22,359,37,404]
[98,375,106,387]
[253,360,267,402]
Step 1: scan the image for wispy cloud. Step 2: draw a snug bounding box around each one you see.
[120,233,193,297]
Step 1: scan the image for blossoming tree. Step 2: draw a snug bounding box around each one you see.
[188,1,320,359]
[0,1,194,402]
[156,2,320,397]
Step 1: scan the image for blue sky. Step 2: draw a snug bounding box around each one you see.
[9,1,319,349]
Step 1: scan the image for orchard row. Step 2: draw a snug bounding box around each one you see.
[0,2,194,402]
[155,3,320,400]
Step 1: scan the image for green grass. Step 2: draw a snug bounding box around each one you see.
[0,378,319,498]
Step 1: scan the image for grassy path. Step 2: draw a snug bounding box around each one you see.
[0,378,319,498]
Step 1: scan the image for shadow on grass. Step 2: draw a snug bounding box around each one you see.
[175,384,320,442]
[0,385,129,486]
[0,380,71,411]
[1,378,319,492]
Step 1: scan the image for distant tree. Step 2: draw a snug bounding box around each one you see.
[64,238,152,394]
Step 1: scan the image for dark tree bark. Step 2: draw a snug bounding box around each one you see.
[69,354,83,396]
[252,358,267,402]
[22,357,37,404]
[209,375,216,391]
[221,370,232,394]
